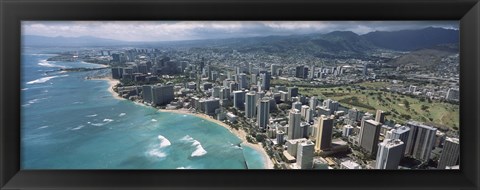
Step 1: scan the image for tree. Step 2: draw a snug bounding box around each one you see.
[403,100,410,109]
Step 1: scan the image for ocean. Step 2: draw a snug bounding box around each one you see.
[20,47,266,169]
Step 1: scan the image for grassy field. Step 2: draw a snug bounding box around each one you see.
[300,85,459,130]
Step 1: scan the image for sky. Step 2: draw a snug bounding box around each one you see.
[22,21,458,42]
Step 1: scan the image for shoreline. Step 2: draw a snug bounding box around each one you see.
[90,77,122,100]
[95,77,274,169]
[159,109,274,169]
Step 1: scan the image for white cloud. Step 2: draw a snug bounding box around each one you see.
[22,21,458,42]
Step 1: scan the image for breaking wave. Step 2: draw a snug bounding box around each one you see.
[90,118,113,126]
[180,135,207,157]
[146,135,171,159]
[157,135,171,148]
[71,125,85,131]
[26,75,68,85]
[37,60,65,68]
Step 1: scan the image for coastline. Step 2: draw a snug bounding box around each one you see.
[96,77,274,169]
[159,109,274,169]
[90,77,122,100]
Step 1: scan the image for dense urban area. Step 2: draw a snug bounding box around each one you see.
[44,28,460,170]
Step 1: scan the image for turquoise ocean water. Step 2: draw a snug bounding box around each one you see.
[20,48,266,169]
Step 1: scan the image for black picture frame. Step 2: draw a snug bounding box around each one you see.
[1,0,479,189]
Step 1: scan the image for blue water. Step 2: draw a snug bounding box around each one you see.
[20,48,266,169]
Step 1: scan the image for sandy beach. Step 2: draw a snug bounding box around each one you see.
[91,77,122,100]
[99,79,274,169]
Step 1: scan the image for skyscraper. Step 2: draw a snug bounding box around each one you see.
[288,87,299,99]
[245,92,256,118]
[296,140,315,169]
[142,85,153,103]
[386,126,410,156]
[292,101,302,111]
[151,84,174,106]
[295,66,304,78]
[405,121,437,162]
[437,137,460,169]
[257,98,270,129]
[309,65,315,79]
[288,109,302,140]
[359,119,382,156]
[375,139,405,169]
[238,73,248,90]
[309,96,317,110]
[375,110,386,124]
[261,72,271,91]
[315,115,334,152]
[233,90,245,110]
[271,64,280,76]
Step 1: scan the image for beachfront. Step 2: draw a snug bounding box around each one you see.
[101,77,274,169]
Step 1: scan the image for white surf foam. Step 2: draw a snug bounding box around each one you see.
[176,166,194,169]
[37,60,65,68]
[86,114,97,117]
[151,119,157,122]
[180,135,207,157]
[157,135,171,148]
[118,113,126,117]
[103,118,114,122]
[90,118,113,126]
[38,126,49,129]
[71,125,85,131]
[147,149,167,158]
[26,75,68,85]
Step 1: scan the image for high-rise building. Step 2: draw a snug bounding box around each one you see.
[386,126,410,156]
[295,66,305,78]
[111,67,123,79]
[276,130,285,145]
[220,87,230,101]
[359,119,382,156]
[342,125,354,137]
[288,87,299,99]
[437,137,460,169]
[323,99,339,113]
[271,64,280,76]
[238,73,248,90]
[375,139,405,169]
[301,105,310,119]
[212,86,221,98]
[250,74,257,85]
[204,98,220,116]
[314,115,334,152]
[142,85,153,103]
[405,121,437,162]
[296,140,315,169]
[233,90,245,110]
[288,109,302,140]
[292,101,302,111]
[375,110,386,124]
[309,96,317,111]
[151,84,174,106]
[261,72,271,91]
[305,108,314,122]
[309,65,315,79]
[245,92,257,118]
[257,98,270,129]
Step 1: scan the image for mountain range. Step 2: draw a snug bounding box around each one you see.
[23,27,459,56]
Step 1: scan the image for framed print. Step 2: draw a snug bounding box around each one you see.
[1,0,479,189]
